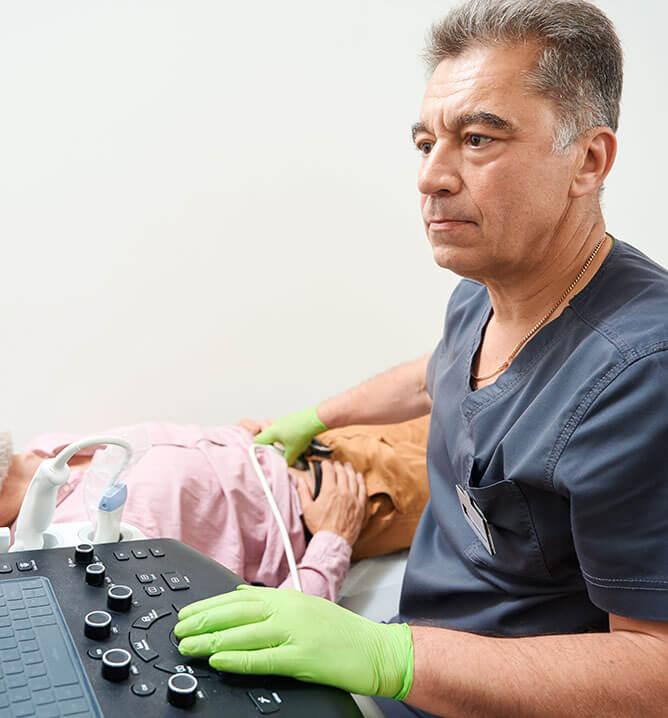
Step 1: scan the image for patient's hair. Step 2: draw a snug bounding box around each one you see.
[423,0,623,155]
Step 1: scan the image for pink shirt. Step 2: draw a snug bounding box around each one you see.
[22,423,351,601]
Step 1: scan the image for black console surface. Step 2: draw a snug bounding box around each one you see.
[0,538,362,717]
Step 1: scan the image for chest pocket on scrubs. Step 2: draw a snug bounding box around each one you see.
[463,478,553,582]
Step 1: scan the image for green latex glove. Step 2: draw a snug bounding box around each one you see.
[254,406,328,466]
[174,584,414,700]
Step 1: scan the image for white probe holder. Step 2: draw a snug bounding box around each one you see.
[41,520,146,549]
[8,435,147,553]
[1,520,146,555]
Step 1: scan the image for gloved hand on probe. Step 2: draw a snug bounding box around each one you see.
[254,406,328,466]
[174,584,414,699]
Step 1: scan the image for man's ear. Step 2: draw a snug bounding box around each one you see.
[569,127,617,198]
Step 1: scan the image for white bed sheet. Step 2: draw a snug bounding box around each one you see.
[338,550,409,622]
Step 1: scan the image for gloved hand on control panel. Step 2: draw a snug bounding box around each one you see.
[253,406,328,466]
[174,584,414,699]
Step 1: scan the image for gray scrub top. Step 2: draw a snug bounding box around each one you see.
[396,238,668,637]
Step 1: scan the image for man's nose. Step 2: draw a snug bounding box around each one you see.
[417,143,462,197]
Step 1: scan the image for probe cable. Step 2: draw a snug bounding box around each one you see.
[248,444,303,593]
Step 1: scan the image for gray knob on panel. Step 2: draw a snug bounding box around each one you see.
[107,584,133,612]
[167,673,198,708]
[84,610,112,640]
[85,562,106,586]
[101,648,132,682]
[74,543,95,565]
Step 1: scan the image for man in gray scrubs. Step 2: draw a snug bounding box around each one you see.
[175,1,668,715]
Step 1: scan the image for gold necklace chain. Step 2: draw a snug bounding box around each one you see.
[471,234,608,383]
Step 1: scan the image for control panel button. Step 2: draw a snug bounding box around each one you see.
[144,586,164,597]
[107,585,133,612]
[167,673,198,708]
[154,663,208,677]
[132,681,156,697]
[17,560,36,572]
[149,547,165,558]
[0,562,13,574]
[113,551,130,561]
[87,647,105,660]
[129,632,159,662]
[136,573,155,584]
[161,571,190,591]
[85,562,106,587]
[74,543,95,565]
[132,608,171,630]
[248,688,282,714]
[101,648,132,682]
[84,610,112,641]
[131,549,148,560]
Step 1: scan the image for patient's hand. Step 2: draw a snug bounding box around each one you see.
[295,461,367,547]
[238,418,273,436]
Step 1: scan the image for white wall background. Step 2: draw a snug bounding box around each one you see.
[1,1,665,449]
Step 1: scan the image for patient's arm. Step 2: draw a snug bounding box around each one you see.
[279,461,367,600]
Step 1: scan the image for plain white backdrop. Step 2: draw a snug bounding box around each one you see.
[1,1,665,449]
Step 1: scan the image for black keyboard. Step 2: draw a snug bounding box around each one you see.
[0,539,362,717]
[0,576,101,717]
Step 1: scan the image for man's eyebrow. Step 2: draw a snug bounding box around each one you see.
[411,111,516,143]
[411,121,429,143]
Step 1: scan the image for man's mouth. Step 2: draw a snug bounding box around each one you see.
[428,219,472,231]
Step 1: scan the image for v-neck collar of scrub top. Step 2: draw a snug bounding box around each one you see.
[461,234,621,420]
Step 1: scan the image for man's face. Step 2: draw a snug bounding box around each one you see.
[415,42,583,280]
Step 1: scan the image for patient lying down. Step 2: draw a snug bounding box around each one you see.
[0,418,429,601]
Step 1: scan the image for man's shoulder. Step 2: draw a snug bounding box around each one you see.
[573,239,668,360]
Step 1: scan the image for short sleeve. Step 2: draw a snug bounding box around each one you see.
[426,338,444,399]
[553,349,668,620]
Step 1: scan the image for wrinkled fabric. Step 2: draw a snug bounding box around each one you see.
[319,417,430,561]
[21,423,351,601]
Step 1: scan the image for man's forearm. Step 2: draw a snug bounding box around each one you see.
[406,625,668,718]
[317,354,432,430]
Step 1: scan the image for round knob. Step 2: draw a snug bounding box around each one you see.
[84,610,112,640]
[167,673,198,708]
[106,584,133,612]
[74,543,95,565]
[101,648,132,682]
[85,562,106,587]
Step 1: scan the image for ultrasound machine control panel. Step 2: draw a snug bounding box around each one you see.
[0,538,362,717]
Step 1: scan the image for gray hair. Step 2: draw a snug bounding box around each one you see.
[423,0,623,154]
